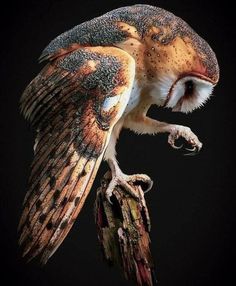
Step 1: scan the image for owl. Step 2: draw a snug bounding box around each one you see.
[18,4,219,263]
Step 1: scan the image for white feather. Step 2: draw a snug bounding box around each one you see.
[102,96,120,112]
[149,73,176,105]
[174,77,213,113]
[153,75,214,113]
[123,80,141,115]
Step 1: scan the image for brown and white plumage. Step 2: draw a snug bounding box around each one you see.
[18,46,135,263]
[18,4,219,263]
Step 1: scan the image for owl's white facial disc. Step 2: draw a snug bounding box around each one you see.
[164,76,214,113]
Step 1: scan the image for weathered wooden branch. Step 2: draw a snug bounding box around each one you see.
[95,172,156,286]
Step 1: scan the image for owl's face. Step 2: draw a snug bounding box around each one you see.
[145,25,219,113]
[158,73,216,113]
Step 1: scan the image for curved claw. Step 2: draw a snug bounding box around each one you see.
[128,174,153,193]
[185,146,197,152]
[107,196,113,204]
[172,143,183,149]
[184,146,199,156]
[105,177,118,204]
[105,190,113,204]
[184,151,198,156]
[138,178,153,193]
[184,142,202,156]
[144,179,153,193]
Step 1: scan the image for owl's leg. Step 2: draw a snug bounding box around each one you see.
[104,123,153,203]
[124,115,202,155]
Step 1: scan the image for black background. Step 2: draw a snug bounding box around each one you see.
[0,0,235,285]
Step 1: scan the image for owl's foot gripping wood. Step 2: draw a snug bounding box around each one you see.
[106,158,153,204]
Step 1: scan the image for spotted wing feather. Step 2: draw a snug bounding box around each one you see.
[18,46,135,263]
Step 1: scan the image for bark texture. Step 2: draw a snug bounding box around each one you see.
[95,172,156,286]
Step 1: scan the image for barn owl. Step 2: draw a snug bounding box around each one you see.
[18,4,219,263]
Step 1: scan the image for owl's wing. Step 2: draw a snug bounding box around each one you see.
[18,46,135,264]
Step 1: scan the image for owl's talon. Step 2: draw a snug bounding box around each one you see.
[184,151,197,156]
[105,174,138,203]
[105,188,114,204]
[184,142,202,155]
[184,146,197,156]
[105,169,152,204]
[173,143,183,149]
[168,126,202,154]
[144,179,153,193]
[185,146,197,152]
[127,174,153,193]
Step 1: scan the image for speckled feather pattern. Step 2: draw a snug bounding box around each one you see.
[19,47,135,263]
[40,4,218,81]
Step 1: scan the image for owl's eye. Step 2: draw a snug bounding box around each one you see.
[184,80,194,97]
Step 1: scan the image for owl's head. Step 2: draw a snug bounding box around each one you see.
[146,12,219,113]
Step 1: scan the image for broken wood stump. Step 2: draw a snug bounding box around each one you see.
[95,171,157,286]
